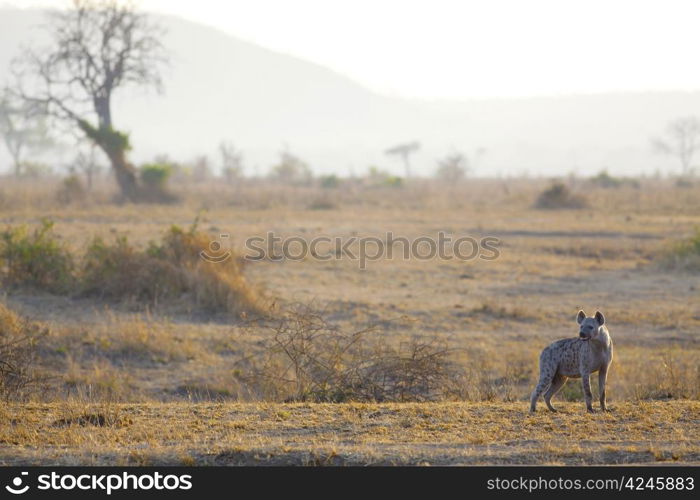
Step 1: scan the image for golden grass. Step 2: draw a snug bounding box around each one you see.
[0,401,696,465]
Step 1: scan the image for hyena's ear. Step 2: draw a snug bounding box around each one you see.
[595,311,605,325]
[576,310,586,324]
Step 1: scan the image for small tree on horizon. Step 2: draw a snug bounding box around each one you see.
[270,148,312,184]
[652,116,700,178]
[219,141,244,183]
[385,141,420,178]
[0,92,54,177]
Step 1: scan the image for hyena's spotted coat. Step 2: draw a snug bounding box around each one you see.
[529,310,613,413]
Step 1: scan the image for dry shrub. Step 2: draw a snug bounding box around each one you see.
[0,218,261,315]
[534,182,588,209]
[81,236,178,303]
[0,302,48,400]
[0,219,75,293]
[81,223,261,314]
[235,305,465,402]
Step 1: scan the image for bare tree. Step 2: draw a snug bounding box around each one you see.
[10,0,167,200]
[0,92,53,176]
[652,116,700,177]
[385,141,420,178]
[435,152,470,182]
[190,155,212,183]
[270,147,312,184]
[219,141,244,183]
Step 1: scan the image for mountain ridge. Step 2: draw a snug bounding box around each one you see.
[1,7,699,176]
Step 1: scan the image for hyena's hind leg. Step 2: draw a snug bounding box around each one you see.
[529,364,555,412]
[544,373,567,412]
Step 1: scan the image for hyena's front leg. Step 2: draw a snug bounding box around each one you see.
[598,365,609,411]
[581,372,594,412]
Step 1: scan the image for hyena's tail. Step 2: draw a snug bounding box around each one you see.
[529,352,553,412]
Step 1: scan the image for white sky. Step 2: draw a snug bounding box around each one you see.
[4,0,700,99]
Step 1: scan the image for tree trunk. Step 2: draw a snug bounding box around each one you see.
[105,147,138,202]
[9,144,22,177]
[77,120,139,201]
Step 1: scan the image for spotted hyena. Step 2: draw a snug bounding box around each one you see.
[529,310,613,413]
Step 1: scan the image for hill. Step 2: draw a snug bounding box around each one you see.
[1,7,700,176]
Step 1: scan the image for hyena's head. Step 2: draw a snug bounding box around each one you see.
[576,310,605,341]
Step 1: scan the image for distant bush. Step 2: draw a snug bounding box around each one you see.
[383,175,403,188]
[589,170,640,189]
[319,174,340,189]
[534,182,587,209]
[140,163,172,188]
[367,167,403,188]
[590,170,622,188]
[657,228,700,272]
[236,305,465,402]
[0,302,48,400]
[139,163,177,203]
[56,174,86,205]
[0,219,75,293]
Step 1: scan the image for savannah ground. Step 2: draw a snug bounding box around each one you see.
[0,177,699,465]
[2,402,698,465]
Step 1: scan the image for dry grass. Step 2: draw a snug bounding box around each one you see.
[0,176,699,465]
[657,227,700,272]
[0,401,697,465]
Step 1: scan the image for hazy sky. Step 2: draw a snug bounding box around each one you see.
[5,0,700,99]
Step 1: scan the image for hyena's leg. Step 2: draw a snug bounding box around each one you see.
[582,372,594,412]
[529,364,554,413]
[598,365,609,411]
[544,373,567,412]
